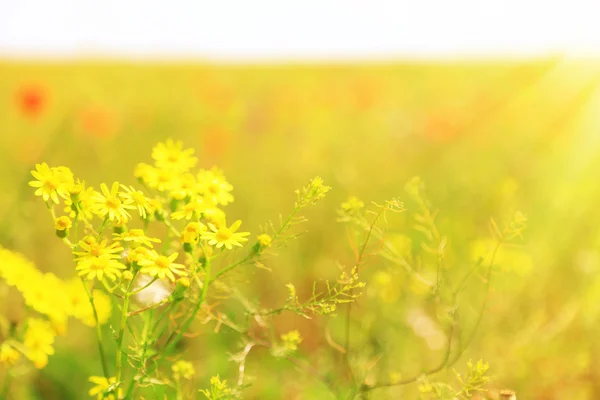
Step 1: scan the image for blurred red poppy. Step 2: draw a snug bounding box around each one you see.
[16,84,47,118]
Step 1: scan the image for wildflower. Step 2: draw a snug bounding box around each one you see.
[54,216,72,238]
[29,163,68,204]
[152,139,198,172]
[203,206,226,226]
[74,236,123,261]
[88,376,122,400]
[134,162,157,184]
[76,255,126,281]
[23,318,56,369]
[17,83,46,118]
[169,172,198,200]
[138,251,187,282]
[171,197,207,220]
[22,273,70,331]
[144,167,178,192]
[197,168,234,206]
[90,182,135,223]
[0,246,40,291]
[64,185,96,221]
[172,360,196,380]
[340,196,364,215]
[0,343,21,366]
[113,229,161,248]
[200,375,233,399]
[295,176,330,207]
[257,233,272,248]
[127,246,152,265]
[66,280,112,327]
[202,220,250,250]
[181,222,207,245]
[119,185,153,219]
[281,330,303,352]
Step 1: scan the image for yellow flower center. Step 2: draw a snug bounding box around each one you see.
[90,245,102,257]
[216,228,232,242]
[155,256,170,269]
[106,196,122,210]
[132,192,146,204]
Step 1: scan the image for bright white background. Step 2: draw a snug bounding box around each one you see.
[1,0,600,60]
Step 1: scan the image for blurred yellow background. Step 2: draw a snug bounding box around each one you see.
[1,58,600,398]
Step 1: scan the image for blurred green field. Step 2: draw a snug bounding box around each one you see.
[1,58,600,399]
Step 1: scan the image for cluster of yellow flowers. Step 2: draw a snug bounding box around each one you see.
[0,246,111,369]
[26,139,251,288]
[6,139,255,397]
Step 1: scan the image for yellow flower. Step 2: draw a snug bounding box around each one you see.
[172,360,195,380]
[171,197,207,220]
[127,246,152,264]
[257,233,272,247]
[0,343,21,366]
[88,376,122,400]
[134,162,157,184]
[169,172,198,200]
[197,167,234,206]
[340,196,364,214]
[138,251,187,282]
[22,273,70,330]
[91,182,136,223]
[66,279,112,327]
[64,184,96,221]
[28,163,69,204]
[0,246,39,291]
[202,220,250,250]
[113,229,161,248]
[23,318,56,369]
[181,222,207,244]
[74,236,123,261]
[152,139,198,172]
[119,185,154,219]
[54,216,72,231]
[76,255,126,281]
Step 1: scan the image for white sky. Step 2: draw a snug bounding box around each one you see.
[1,0,600,60]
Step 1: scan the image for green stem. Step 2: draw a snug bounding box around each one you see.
[0,371,11,400]
[162,253,211,357]
[80,279,110,378]
[115,272,138,385]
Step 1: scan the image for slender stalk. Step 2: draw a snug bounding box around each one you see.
[80,279,110,378]
[115,272,138,385]
[343,206,386,384]
[162,252,211,357]
[0,371,11,400]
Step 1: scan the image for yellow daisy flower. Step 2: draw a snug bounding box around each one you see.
[119,185,154,219]
[138,251,187,282]
[197,167,234,206]
[171,197,207,220]
[64,184,96,221]
[134,162,157,184]
[152,139,197,172]
[23,318,56,369]
[28,163,68,204]
[76,255,126,281]
[113,229,161,248]
[169,172,198,200]
[91,182,136,223]
[202,220,250,250]
[73,236,123,261]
